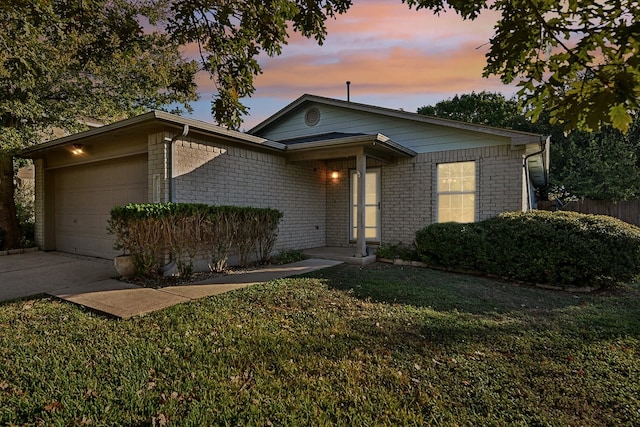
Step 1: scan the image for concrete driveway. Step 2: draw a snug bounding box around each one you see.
[0,251,117,302]
[0,251,342,318]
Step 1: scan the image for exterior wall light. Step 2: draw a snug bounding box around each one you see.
[71,143,84,155]
[330,171,339,181]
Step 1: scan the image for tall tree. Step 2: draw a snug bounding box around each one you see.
[404,0,640,133]
[0,0,199,249]
[1,0,353,249]
[550,116,640,201]
[166,0,352,129]
[417,92,525,129]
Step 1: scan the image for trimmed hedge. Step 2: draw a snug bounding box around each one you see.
[108,203,283,276]
[415,210,640,289]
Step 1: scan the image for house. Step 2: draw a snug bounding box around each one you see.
[21,94,549,262]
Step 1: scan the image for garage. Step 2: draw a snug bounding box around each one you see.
[53,154,148,259]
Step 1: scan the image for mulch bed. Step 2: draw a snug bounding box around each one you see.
[117,266,268,289]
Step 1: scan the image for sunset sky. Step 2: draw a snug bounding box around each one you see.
[185,0,518,130]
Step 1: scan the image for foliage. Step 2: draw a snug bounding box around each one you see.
[14,167,34,248]
[166,0,352,129]
[274,249,307,264]
[161,204,208,276]
[415,223,486,270]
[0,0,198,249]
[404,0,640,133]
[550,115,640,201]
[415,210,640,288]
[204,206,239,273]
[1,267,639,425]
[375,242,419,261]
[418,91,527,129]
[108,203,283,277]
[418,91,640,201]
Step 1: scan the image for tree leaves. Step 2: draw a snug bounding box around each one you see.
[0,0,199,151]
[166,0,352,129]
[417,91,523,128]
[610,104,633,133]
[404,0,640,133]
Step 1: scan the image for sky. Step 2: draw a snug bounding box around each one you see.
[185,0,519,130]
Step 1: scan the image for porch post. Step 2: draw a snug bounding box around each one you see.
[355,153,367,257]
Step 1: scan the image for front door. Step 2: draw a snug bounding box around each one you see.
[350,168,381,242]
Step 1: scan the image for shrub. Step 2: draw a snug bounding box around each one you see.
[15,172,35,248]
[107,204,170,276]
[415,223,486,271]
[108,203,283,277]
[376,242,419,261]
[415,210,640,289]
[274,249,307,265]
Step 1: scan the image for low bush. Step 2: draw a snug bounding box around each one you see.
[415,224,486,270]
[274,249,307,265]
[376,242,420,261]
[108,203,283,277]
[415,210,640,289]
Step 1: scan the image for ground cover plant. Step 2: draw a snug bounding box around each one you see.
[1,263,638,425]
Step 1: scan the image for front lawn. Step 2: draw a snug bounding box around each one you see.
[1,263,638,425]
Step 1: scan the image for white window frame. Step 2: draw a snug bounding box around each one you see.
[437,161,476,223]
[349,168,381,242]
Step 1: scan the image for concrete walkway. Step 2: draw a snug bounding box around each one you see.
[0,251,342,319]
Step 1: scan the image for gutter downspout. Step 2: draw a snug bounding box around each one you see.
[523,135,550,211]
[169,124,189,203]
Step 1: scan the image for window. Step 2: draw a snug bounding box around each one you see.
[437,161,476,223]
[350,169,380,241]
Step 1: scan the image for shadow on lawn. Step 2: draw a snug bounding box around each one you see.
[303,263,640,339]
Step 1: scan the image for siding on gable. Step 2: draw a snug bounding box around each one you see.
[258,104,512,153]
[170,136,327,251]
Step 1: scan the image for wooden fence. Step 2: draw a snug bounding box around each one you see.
[537,199,640,227]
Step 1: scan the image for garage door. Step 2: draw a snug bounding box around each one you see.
[54,154,148,259]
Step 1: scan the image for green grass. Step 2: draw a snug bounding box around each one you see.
[1,263,639,425]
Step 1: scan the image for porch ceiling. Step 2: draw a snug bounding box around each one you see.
[284,133,416,163]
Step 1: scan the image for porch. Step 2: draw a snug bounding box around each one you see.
[303,247,377,265]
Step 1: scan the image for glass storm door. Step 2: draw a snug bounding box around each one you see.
[350,168,381,241]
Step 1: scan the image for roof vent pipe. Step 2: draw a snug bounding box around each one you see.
[346,81,351,102]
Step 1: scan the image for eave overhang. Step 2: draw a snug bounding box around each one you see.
[19,110,285,158]
[284,133,417,163]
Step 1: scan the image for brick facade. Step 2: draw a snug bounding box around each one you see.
[325,145,525,248]
[26,108,541,261]
[157,136,327,251]
[33,158,45,248]
[147,132,172,203]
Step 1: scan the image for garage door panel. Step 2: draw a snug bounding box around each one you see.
[54,155,148,259]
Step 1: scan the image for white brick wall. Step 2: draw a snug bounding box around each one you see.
[34,158,45,248]
[150,136,525,251]
[147,132,172,203]
[170,137,327,250]
[326,145,525,247]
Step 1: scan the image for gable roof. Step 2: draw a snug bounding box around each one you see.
[249,94,544,146]
[20,108,417,165]
[21,110,285,157]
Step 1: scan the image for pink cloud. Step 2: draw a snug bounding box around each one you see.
[194,41,504,100]
[187,0,516,125]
